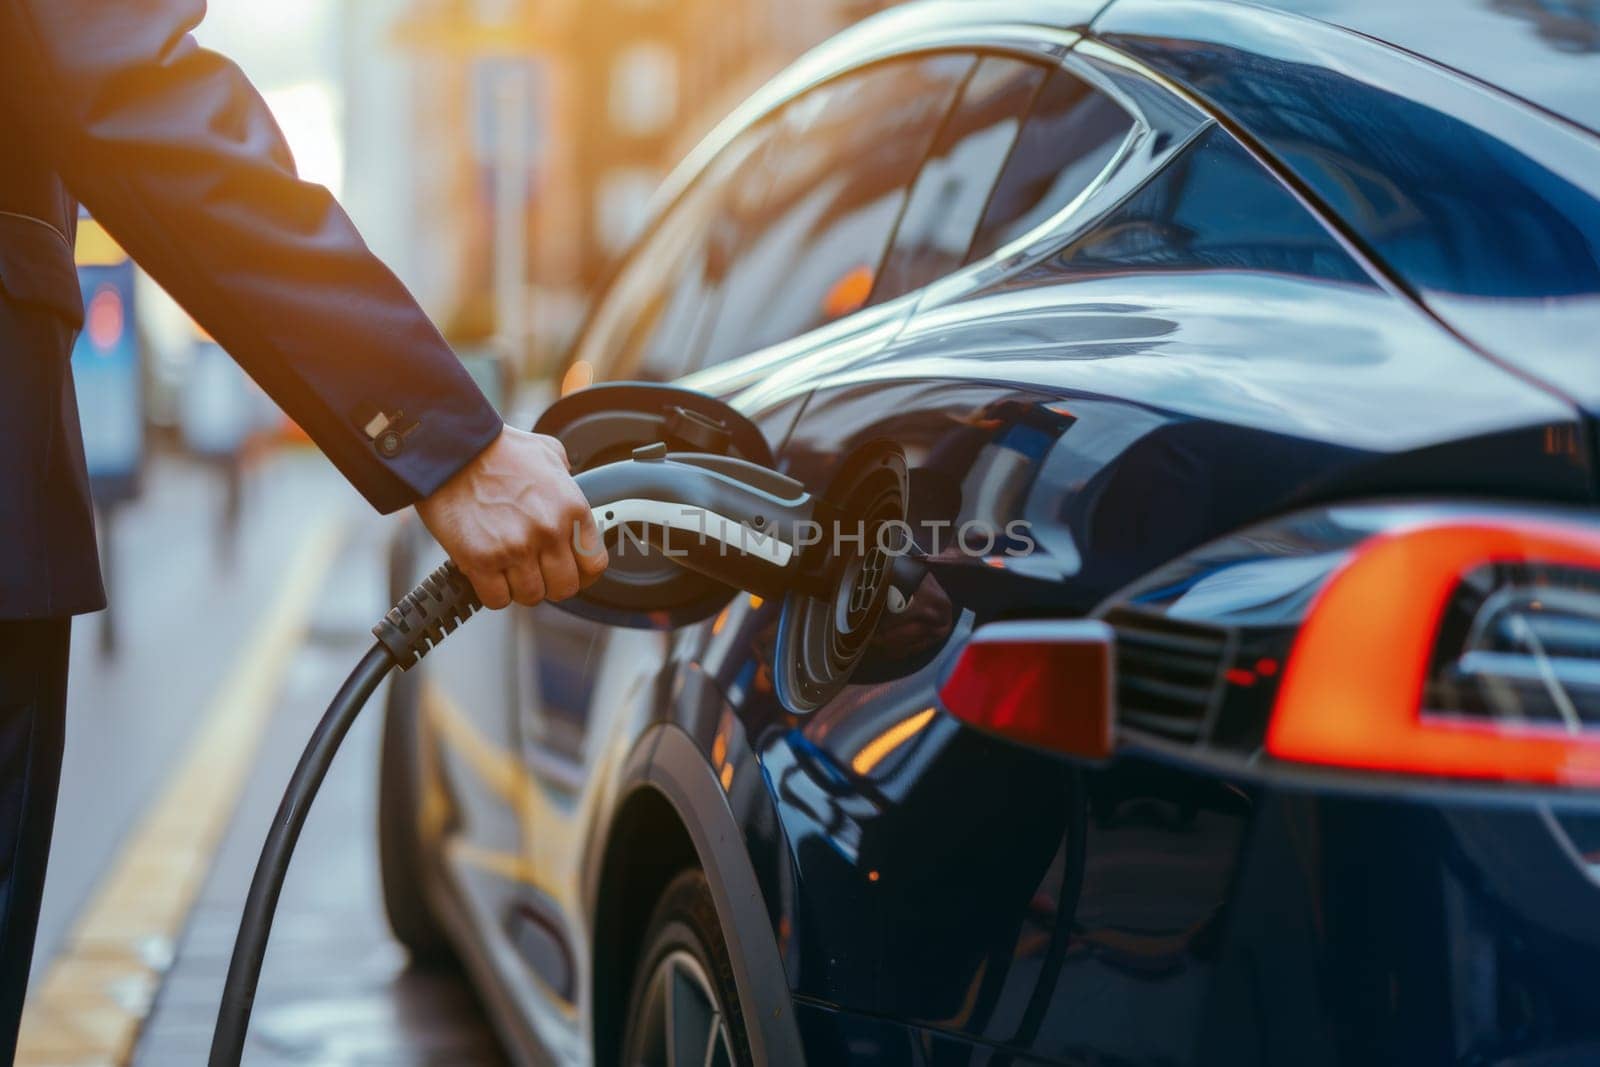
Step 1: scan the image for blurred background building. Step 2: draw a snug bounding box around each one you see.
[121,0,900,452]
[388,0,900,375]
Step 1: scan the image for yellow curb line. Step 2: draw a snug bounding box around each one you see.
[16,517,347,1067]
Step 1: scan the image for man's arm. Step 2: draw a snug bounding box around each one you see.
[0,0,604,606]
[0,0,497,511]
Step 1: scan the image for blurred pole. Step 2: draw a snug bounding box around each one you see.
[493,63,530,374]
[96,504,118,656]
[219,452,243,570]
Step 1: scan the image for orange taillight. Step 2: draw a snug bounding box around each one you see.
[1267,518,1600,785]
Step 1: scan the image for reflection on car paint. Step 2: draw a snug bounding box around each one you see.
[1100,0,1600,406]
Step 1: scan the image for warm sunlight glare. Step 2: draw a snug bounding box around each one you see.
[263,83,345,199]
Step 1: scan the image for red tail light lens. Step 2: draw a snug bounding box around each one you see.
[938,620,1114,761]
[1267,517,1600,785]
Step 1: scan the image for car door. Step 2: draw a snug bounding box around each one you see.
[504,48,979,1038]
[512,106,771,793]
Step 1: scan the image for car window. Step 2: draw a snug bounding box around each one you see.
[568,123,773,385]
[695,52,975,367]
[871,57,1047,305]
[968,67,1135,263]
[1019,124,1376,285]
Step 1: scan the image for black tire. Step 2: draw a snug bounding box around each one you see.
[620,869,753,1067]
[377,663,455,964]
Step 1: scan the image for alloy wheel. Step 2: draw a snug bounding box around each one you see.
[626,948,735,1067]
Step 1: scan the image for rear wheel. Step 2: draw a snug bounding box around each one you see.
[621,869,752,1067]
[377,664,454,963]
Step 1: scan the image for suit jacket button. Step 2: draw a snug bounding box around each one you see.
[376,429,405,457]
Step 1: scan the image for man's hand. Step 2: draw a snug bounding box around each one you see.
[416,426,608,610]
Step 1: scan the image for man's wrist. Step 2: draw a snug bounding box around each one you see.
[383,405,505,513]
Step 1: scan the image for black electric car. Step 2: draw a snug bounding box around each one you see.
[380,1,1600,1063]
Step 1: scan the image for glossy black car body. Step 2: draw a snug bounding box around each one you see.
[383,2,1600,1063]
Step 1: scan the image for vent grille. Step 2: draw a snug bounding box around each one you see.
[1107,607,1230,743]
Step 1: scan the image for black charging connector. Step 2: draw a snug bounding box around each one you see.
[208,561,479,1066]
[372,561,482,669]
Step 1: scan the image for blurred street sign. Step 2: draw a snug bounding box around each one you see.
[71,217,143,507]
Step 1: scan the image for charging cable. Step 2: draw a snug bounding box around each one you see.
[207,449,816,1065]
[207,561,480,1067]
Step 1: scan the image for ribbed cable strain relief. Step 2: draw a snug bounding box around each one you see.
[372,561,482,669]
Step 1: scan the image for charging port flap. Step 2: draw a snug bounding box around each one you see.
[535,383,775,469]
[536,385,793,629]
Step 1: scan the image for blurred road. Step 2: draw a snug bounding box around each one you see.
[23,449,504,1065]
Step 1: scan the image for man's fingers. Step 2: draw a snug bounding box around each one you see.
[466,568,512,611]
[571,507,607,587]
[413,425,610,612]
[506,559,546,607]
[540,434,571,472]
[577,546,608,589]
[540,547,581,603]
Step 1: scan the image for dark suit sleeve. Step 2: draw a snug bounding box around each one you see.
[0,0,504,513]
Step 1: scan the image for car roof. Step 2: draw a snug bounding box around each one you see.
[848,1,1600,137]
[1094,0,1600,136]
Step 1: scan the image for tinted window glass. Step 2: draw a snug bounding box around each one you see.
[634,254,718,381]
[1107,32,1600,303]
[569,189,706,384]
[1030,124,1374,285]
[697,53,974,365]
[872,57,1046,304]
[969,68,1134,262]
[569,124,772,383]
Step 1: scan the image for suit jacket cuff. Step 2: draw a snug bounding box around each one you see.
[356,392,503,514]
